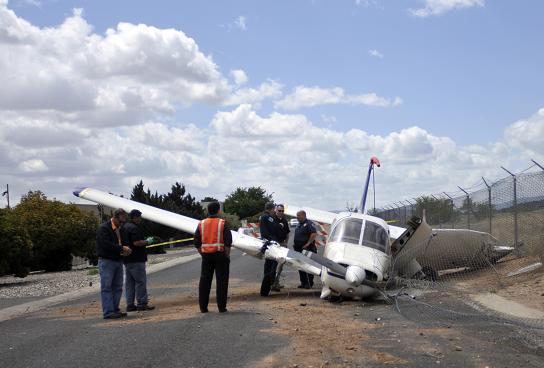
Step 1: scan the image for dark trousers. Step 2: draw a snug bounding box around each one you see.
[294,244,317,286]
[260,259,278,295]
[199,252,230,311]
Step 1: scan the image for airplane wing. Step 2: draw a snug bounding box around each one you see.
[284,205,337,225]
[74,188,322,276]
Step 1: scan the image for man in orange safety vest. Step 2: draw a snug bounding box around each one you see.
[194,201,232,313]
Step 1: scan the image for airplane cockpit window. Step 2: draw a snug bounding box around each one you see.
[362,221,389,253]
[330,218,363,245]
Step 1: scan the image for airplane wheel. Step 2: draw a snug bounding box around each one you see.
[260,275,272,296]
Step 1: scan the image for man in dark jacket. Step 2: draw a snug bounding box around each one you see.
[259,201,280,296]
[293,210,317,289]
[122,209,155,312]
[194,202,232,313]
[96,209,132,319]
[271,204,289,291]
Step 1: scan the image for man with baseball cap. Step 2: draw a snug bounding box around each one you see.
[122,209,155,312]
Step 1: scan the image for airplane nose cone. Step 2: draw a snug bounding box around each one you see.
[345,265,366,287]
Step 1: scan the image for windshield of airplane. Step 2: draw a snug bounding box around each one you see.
[362,221,389,253]
[330,218,363,245]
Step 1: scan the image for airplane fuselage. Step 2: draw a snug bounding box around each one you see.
[318,212,391,299]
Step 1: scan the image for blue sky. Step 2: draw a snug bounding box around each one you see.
[1,0,543,209]
[12,0,543,144]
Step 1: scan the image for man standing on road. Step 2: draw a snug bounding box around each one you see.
[96,209,132,319]
[259,202,280,296]
[271,204,290,292]
[194,202,232,313]
[293,210,317,289]
[122,209,155,312]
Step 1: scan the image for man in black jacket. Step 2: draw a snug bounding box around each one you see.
[96,209,131,319]
[122,209,155,312]
[271,204,290,291]
[259,202,280,296]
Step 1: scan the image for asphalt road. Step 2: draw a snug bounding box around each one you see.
[1,249,544,368]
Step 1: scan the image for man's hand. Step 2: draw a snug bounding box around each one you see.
[121,246,132,256]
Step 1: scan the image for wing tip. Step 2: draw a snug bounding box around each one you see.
[72,187,88,197]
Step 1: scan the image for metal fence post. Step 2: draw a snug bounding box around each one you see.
[403,200,413,222]
[501,166,519,256]
[431,194,442,228]
[443,192,454,229]
[458,186,470,229]
[482,177,492,235]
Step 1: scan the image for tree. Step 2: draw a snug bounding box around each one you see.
[224,186,273,219]
[201,196,218,202]
[129,181,205,243]
[0,208,32,277]
[415,196,454,225]
[11,191,98,272]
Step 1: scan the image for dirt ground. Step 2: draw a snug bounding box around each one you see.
[450,255,544,313]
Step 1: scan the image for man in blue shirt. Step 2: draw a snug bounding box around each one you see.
[293,210,317,289]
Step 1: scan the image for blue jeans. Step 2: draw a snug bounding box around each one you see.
[98,258,124,318]
[125,262,148,307]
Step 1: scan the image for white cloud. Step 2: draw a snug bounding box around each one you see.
[19,159,48,173]
[0,3,541,212]
[504,108,544,159]
[275,86,402,110]
[369,49,384,58]
[409,0,485,18]
[234,16,247,31]
[224,80,283,106]
[230,69,248,86]
[0,4,231,127]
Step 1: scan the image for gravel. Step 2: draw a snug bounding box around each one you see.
[0,248,194,300]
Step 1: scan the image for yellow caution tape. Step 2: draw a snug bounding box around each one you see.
[146,238,194,249]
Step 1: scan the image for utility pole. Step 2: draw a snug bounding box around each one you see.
[2,184,9,209]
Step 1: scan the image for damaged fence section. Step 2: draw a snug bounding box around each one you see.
[372,165,544,345]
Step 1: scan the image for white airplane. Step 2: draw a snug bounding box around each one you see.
[73,157,511,300]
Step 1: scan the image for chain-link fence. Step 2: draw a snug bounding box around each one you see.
[374,167,544,260]
[371,164,544,343]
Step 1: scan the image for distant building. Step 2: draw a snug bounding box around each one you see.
[75,203,115,220]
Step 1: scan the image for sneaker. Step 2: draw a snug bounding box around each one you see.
[218,308,228,313]
[126,305,137,312]
[200,308,209,313]
[297,284,309,289]
[137,305,155,311]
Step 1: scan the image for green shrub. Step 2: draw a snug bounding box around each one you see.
[11,191,98,272]
[221,212,241,231]
[0,208,32,277]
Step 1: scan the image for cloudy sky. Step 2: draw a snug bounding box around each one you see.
[0,0,543,210]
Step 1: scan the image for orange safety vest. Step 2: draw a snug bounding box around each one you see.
[198,217,226,253]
